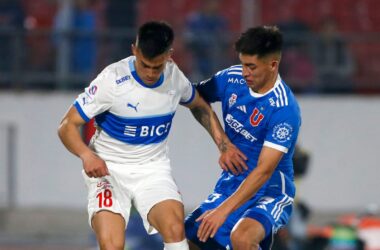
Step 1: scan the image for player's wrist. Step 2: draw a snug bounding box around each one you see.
[78,149,94,161]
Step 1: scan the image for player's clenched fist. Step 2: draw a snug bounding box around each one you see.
[81,152,109,178]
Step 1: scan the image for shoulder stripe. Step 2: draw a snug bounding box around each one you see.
[229,65,242,69]
[274,84,289,107]
[274,87,284,107]
[279,81,288,106]
[273,89,280,107]
[278,87,284,106]
[227,71,242,76]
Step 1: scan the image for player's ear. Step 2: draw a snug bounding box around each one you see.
[270,59,279,72]
[168,48,174,59]
[131,44,137,56]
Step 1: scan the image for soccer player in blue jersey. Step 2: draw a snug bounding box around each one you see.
[58,21,246,250]
[185,26,302,250]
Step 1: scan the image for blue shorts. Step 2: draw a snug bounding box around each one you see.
[185,188,293,250]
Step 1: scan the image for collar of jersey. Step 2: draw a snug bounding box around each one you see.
[249,74,281,98]
[129,58,164,88]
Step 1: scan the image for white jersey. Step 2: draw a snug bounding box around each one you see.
[74,56,195,165]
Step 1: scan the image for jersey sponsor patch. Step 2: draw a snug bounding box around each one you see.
[115,75,131,84]
[272,123,293,143]
[225,114,257,142]
[227,77,246,84]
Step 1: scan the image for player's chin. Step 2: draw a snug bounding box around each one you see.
[246,81,255,88]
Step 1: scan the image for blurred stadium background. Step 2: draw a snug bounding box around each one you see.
[1,0,380,249]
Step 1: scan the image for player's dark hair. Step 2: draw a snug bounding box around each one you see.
[234,26,283,58]
[136,21,174,59]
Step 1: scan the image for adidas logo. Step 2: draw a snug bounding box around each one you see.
[237,105,247,113]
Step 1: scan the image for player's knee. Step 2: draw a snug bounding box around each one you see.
[161,221,185,242]
[97,234,124,250]
[231,228,260,250]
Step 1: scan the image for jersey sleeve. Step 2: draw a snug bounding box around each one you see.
[195,69,228,103]
[263,107,301,153]
[170,63,195,105]
[74,69,116,122]
[179,74,196,105]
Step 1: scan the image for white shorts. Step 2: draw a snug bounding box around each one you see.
[82,161,183,234]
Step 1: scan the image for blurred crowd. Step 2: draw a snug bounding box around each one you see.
[0,0,379,93]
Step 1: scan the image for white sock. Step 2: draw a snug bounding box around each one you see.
[163,239,189,250]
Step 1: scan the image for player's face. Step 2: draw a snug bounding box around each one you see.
[239,53,278,93]
[132,45,172,85]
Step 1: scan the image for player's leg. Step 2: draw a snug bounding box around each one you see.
[148,199,189,249]
[230,217,266,250]
[92,211,126,250]
[232,193,294,250]
[185,193,235,249]
[133,166,189,250]
[82,167,131,250]
[188,240,201,250]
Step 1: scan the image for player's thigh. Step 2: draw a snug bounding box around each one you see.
[185,193,233,249]
[92,210,126,246]
[133,168,183,235]
[82,169,132,229]
[231,217,266,245]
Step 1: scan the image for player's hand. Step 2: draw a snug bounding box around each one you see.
[219,143,248,175]
[196,208,228,242]
[81,151,110,178]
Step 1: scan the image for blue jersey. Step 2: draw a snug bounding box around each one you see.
[196,65,301,198]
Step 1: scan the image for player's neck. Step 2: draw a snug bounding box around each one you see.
[255,73,278,94]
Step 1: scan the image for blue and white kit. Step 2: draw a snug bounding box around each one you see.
[74,56,195,233]
[185,65,301,249]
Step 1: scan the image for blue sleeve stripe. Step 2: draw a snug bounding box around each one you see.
[180,85,196,105]
[74,101,91,122]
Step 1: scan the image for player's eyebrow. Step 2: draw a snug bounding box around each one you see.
[141,60,163,70]
[243,63,257,68]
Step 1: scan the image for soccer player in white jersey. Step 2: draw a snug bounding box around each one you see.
[185,26,302,249]
[58,21,247,250]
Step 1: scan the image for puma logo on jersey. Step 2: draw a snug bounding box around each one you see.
[127,102,139,112]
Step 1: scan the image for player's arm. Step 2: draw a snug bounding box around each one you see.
[58,106,109,178]
[183,91,248,174]
[196,146,283,242]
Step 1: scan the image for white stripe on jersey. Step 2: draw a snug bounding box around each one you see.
[279,82,289,106]
[273,82,289,107]
[273,88,280,107]
[263,141,288,153]
[227,72,243,76]
[275,87,284,107]
[229,65,242,69]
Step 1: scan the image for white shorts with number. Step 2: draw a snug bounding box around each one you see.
[82,160,183,234]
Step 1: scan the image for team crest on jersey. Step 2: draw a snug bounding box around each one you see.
[249,108,264,127]
[272,123,293,143]
[228,93,237,107]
